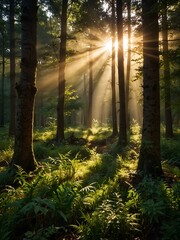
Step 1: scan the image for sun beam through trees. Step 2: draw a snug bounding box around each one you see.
[0,0,180,238]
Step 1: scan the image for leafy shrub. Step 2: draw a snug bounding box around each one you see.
[34,141,91,161]
[0,148,13,163]
[0,161,78,239]
[136,178,180,239]
[34,142,49,159]
[161,138,180,166]
[76,193,139,240]
[57,145,91,160]
[23,225,60,240]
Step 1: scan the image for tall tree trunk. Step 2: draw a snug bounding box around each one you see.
[0,32,5,127]
[35,63,45,127]
[11,0,38,172]
[138,0,163,177]
[116,0,127,145]
[56,0,68,142]
[111,0,118,136]
[162,0,173,138]
[83,73,88,126]
[126,0,131,129]
[9,0,16,136]
[87,44,93,129]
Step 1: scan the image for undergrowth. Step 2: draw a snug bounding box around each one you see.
[0,125,179,239]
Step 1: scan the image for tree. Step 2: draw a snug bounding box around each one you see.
[11,0,38,171]
[111,0,118,136]
[75,0,108,128]
[116,0,127,145]
[137,0,163,177]
[125,0,131,129]
[87,43,93,128]
[56,0,68,142]
[0,31,5,127]
[0,5,7,127]
[167,0,180,127]
[9,0,16,136]
[161,0,173,138]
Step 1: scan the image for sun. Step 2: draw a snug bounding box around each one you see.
[104,40,117,52]
[104,36,129,52]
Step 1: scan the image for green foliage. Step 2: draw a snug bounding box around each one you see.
[23,225,60,240]
[35,85,82,128]
[136,178,180,239]
[34,142,50,159]
[65,85,82,116]
[0,127,180,239]
[0,160,80,239]
[34,141,91,160]
[0,128,14,164]
[76,192,139,240]
[161,137,180,166]
[0,148,13,163]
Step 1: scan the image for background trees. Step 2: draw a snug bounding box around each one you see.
[9,0,16,136]
[0,0,179,175]
[161,0,173,139]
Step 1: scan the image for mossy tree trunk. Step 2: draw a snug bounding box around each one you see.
[11,0,38,172]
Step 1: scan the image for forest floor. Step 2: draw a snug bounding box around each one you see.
[0,125,180,240]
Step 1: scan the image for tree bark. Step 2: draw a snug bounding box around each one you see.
[116,0,127,145]
[87,44,93,129]
[125,0,131,129]
[11,0,38,172]
[138,0,163,177]
[0,32,5,127]
[9,0,16,136]
[56,0,68,142]
[111,0,118,136]
[162,0,173,138]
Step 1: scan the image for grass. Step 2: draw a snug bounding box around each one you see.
[0,125,179,240]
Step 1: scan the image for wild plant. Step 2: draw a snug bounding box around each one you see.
[161,137,180,166]
[23,225,60,240]
[136,177,180,239]
[76,192,140,240]
[160,181,180,240]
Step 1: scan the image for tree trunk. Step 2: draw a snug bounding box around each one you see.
[0,32,5,127]
[162,0,173,138]
[35,63,45,127]
[116,0,127,145]
[87,44,93,129]
[83,73,88,126]
[111,0,118,136]
[138,0,163,177]
[56,0,68,142]
[126,0,131,129]
[9,0,16,136]
[11,0,38,172]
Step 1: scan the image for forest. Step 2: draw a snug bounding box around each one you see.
[0,0,180,239]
